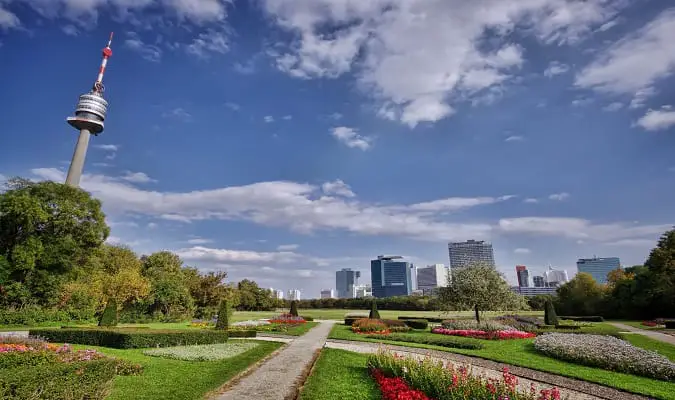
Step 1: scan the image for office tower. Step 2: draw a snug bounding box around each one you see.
[417,264,450,292]
[576,257,621,284]
[371,255,415,298]
[336,268,361,299]
[320,289,335,299]
[448,240,495,269]
[353,284,373,298]
[516,265,529,287]
[533,275,545,287]
[544,265,569,287]
[511,286,557,296]
[287,289,301,301]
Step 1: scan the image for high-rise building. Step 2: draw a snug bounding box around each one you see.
[275,290,284,300]
[320,289,335,299]
[417,264,449,292]
[516,265,529,287]
[544,266,569,287]
[353,284,373,298]
[371,256,415,298]
[448,240,495,269]
[336,268,361,299]
[577,257,620,284]
[287,289,301,301]
[511,286,557,296]
[533,275,545,287]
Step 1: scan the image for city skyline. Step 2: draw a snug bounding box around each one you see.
[1,1,673,297]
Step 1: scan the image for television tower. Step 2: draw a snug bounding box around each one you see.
[65,33,114,187]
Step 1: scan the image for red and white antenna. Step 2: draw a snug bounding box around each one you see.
[93,32,114,93]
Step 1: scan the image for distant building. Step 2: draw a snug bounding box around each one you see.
[371,255,415,298]
[287,289,301,301]
[275,290,284,300]
[353,284,372,298]
[320,289,335,299]
[448,240,495,269]
[533,275,545,287]
[544,266,569,287]
[516,265,529,287]
[417,264,450,292]
[336,268,361,299]
[511,286,557,296]
[577,257,620,285]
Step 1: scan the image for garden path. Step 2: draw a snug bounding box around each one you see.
[324,339,649,400]
[610,322,675,345]
[214,320,334,400]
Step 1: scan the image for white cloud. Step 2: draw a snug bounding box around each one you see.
[264,116,275,123]
[263,0,623,127]
[571,98,594,107]
[321,180,355,198]
[163,107,192,121]
[524,198,539,204]
[596,18,619,32]
[505,135,524,142]
[121,172,157,184]
[187,238,214,245]
[277,244,299,251]
[331,127,372,150]
[186,29,229,58]
[548,192,570,201]
[543,61,569,78]
[124,32,162,62]
[93,162,112,167]
[628,87,655,109]
[94,144,119,151]
[603,102,623,112]
[61,24,78,36]
[405,195,515,213]
[328,112,343,120]
[514,248,531,254]
[635,107,675,131]
[576,9,675,105]
[147,222,158,229]
[0,6,20,30]
[603,238,655,247]
[225,102,240,111]
[282,115,292,120]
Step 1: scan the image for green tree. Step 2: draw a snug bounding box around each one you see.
[99,298,118,327]
[527,294,552,311]
[215,299,231,331]
[185,269,230,319]
[236,279,275,311]
[555,272,605,316]
[290,300,299,317]
[141,251,194,319]
[544,299,559,325]
[641,229,675,317]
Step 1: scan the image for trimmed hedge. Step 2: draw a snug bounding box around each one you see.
[559,316,604,322]
[665,321,675,329]
[31,328,230,349]
[228,330,257,338]
[300,315,314,321]
[397,316,444,323]
[554,324,582,330]
[365,333,483,350]
[344,314,368,326]
[0,359,117,400]
[402,319,429,330]
[381,319,407,327]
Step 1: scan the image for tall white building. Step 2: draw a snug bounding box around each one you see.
[544,266,569,287]
[417,264,449,292]
[353,284,373,298]
[287,289,301,301]
[448,240,495,269]
[320,289,335,299]
[275,290,284,300]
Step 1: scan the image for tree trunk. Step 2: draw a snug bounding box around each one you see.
[474,304,480,323]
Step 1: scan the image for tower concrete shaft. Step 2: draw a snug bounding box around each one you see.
[65,129,91,186]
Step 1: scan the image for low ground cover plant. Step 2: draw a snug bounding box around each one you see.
[232,320,271,327]
[352,318,389,334]
[495,315,544,332]
[365,332,484,350]
[269,313,306,324]
[344,314,369,326]
[534,333,675,381]
[441,319,514,332]
[143,342,259,361]
[432,327,535,340]
[371,368,430,400]
[402,319,429,330]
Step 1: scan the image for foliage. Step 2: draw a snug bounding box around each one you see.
[402,319,428,329]
[269,313,306,324]
[432,327,535,340]
[369,300,380,319]
[544,299,559,326]
[0,305,92,325]
[184,269,231,319]
[227,329,257,338]
[32,328,230,349]
[300,315,314,321]
[558,316,604,322]
[527,295,553,311]
[494,315,544,332]
[534,333,675,381]
[352,318,389,334]
[215,299,231,331]
[141,251,194,320]
[290,300,299,316]
[288,295,445,311]
[365,332,484,349]
[441,319,513,332]
[143,342,259,361]
[371,368,430,400]
[345,314,369,326]
[237,279,277,311]
[555,273,605,317]
[99,299,118,327]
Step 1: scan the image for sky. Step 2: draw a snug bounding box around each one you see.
[1,0,674,298]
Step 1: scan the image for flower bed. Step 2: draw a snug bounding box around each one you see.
[441,319,515,332]
[232,320,271,327]
[371,368,430,400]
[495,315,545,332]
[143,342,259,361]
[352,318,389,335]
[364,332,484,350]
[269,314,306,324]
[367,350,563,400]
[641,320,660,327]
[534,333,675,381]
[432,327,535,340]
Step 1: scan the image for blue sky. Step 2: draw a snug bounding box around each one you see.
[1,0,674,297]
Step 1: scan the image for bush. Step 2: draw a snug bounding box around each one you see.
[441,319,512,332]
[227,329,257,338]
[494,315,543,332]
[289,301,299,317]
[215,300,231,331]
[432,327,535,340]
[544,299,558,326]
[365,333,483,350]
[300,315,314,321]
[351,319,388,334]
[398,316,444,323]
[369,301,380,319]
[665,321,675,329]
[534,333,675,381]
[99,299,118,327]
[381,319,407,327]
[0,306,87,326]
[402,319,429,330]
[389,326,412,333]
[32,328,229,349]
[559,316,604,322]
[344,314,368,326]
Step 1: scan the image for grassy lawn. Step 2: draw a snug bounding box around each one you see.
[328,324,675,400]
[610,320,674,331]
[270,321,319,336]
[299,349,379,400]
[71,340,282,400]
[621,334,675,361]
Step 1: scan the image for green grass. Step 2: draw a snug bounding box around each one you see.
[621,334,675,361]
[611,320,671,330]
[299,349,379,400]
[328,324,675,400]
[72,340,282,400]
[274,321,319,336]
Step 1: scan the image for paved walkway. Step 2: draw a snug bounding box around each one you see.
[610,322,675,345]
[215,321,334,400]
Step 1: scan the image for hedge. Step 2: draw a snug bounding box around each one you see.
[0,359,117,400]
[665,321,675,329]
[397,316,444,323]
[364,333,483,350]
[559,316,604,322]
[300,316,314,321]
[402,319,429,330]
[31,328,230,349]
[344,314,368,326]
[228,330,257,338]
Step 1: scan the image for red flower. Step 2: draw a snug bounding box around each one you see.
[371,369,430,400]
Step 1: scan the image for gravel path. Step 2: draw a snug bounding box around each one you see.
[611,322,675,345]
[215,321,334,400]
[325,339,649,400]
[231,336,295,343]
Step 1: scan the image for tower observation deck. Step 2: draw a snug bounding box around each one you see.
[65,33,114,187]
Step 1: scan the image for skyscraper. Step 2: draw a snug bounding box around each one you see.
[533,275,545,287]
[371,256,415,298]
[544,266,569,287]
[516,265,529,287]
[287,289,301,301]
[448,240,495,269]
[576,257,621,284]
[417,264,449,292]
[320,289,335,299]
[336,268,361,298]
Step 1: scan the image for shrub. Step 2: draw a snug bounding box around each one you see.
[666,321,675,329]
[432,327,535,340]
[398,316,444,323]
[389,326,412,333]
[215,300,231,331]
[544,299,558,326]
[227,329,257,338]
[403,319,429,330]
[369,301,381,319]
[269,314,306,324]
[344,314,368,326]
[441,319,512,332]
[289,301,299,317]
[143,342,259,361]
[365,333,484,350]
[99,299,118,327]
[494,315,544,332]
[352,319,388,334]
[0,306,90,326]
[381,319,407,327]
[559,316,604,322]
[534,333,675,381]
[641,320,658,327]
[32,328,229,349]
[300,315,314,321]
[371,369,430,400]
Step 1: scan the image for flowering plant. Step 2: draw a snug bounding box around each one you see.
[352,318,389,335]
[442,319,515,332]
[641,320,659,327]
[371,368,430,400]
[432,327,535,340]
[269,314,306,324]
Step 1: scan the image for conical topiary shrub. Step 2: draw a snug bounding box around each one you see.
[544,299,559,326]
[215,299,231,331]
[369,300,380,319]
[474,304,481,324]
[290,300,299,317]
[99,299,118,327]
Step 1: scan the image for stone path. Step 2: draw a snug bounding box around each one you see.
[610,322,675,345]
[215,321,334,400]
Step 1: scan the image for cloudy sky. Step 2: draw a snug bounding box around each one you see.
[1,0,674,297]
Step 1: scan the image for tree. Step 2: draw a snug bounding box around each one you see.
[527,294,552,311]
[641,229,675,317]
[237,279,275,311]
[369,300,380,319]
[555,273,605,316]
[544,299,558,326]
[439,264,528,314]
[99,298,118,327]
[215,299,231,331]
[290,300,299,317]
[185,269,230,319]
[141,251,194,319]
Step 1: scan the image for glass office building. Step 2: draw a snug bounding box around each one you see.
[448,240,495,269]
[371,256,415,298]
[576,257,620,284]
[336,268,360,299]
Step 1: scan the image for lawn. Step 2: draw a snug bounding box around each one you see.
[73,340,282,400]
[270,321,319,336]
[621,334,675,361]
[299,348,379,400]
[611,320,674,331]
[328,323,675,400]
